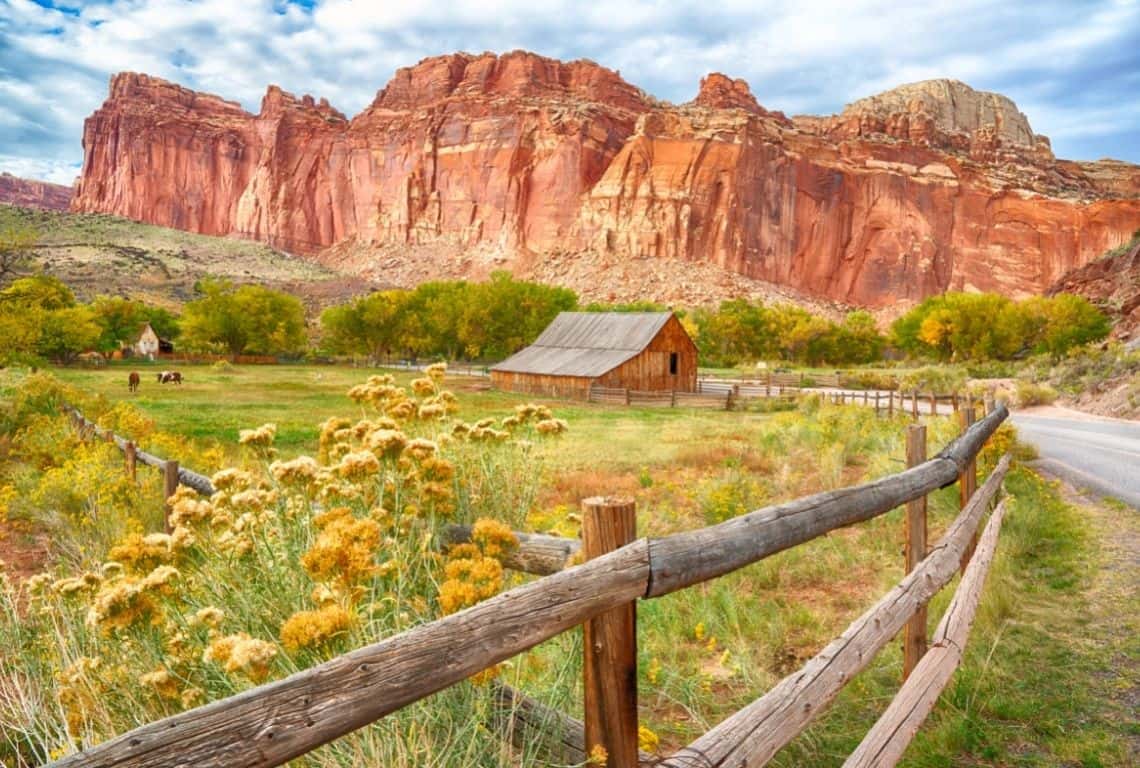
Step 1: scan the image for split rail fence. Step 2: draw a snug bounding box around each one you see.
[53,399,1012,768]
[593,378,994,417]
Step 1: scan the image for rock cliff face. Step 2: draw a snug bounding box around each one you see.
[72,52,1140,307]
[1049,237,1140,340]
[0,173,72,211]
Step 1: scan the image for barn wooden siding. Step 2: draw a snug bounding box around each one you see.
[488,371,595,400]
[594,315,697,393]
[491,313,698,399]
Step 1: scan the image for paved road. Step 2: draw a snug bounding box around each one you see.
[1010,412,1140,509]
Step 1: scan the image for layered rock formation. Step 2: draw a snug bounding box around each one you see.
[72,52,1140,307]
[1049,236,1140,340]
[0,172,72,211]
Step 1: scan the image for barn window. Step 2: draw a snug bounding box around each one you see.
[669,352,678,375]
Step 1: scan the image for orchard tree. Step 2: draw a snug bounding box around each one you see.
[90,296,180,352]
[0,276,99,363]
[181,279,306,357]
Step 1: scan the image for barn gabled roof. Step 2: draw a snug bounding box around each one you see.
[491,312,675,378]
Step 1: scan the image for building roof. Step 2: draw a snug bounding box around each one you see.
[491,312,674,378]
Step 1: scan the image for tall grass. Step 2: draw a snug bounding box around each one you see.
[2,367,1130,766]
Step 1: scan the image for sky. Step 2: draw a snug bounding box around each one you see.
[1,0,1138,185]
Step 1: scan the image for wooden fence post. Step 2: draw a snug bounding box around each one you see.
[928,392,937,416]
[984,394,995,415]
[765,373,771,398]
[903,424,928,680]
[164,460,179,534]
[582,496,638,768]
[911,390,919,420]
[888,390,894,417]
[124,441,137,482]
[952,392,959,412]
[958,408,978,575]
[874,391,881,414]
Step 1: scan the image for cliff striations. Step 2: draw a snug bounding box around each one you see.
[1,173,72,211]
[72,52,1140,307]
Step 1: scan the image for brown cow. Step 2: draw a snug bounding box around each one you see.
[128,371,140,392]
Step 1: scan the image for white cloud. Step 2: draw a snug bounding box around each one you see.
[0,0,1138,184]
[0,154,81,185]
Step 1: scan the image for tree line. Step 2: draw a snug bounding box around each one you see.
[0,272,1110,368]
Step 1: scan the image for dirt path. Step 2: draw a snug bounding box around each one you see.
[0,518,49,586]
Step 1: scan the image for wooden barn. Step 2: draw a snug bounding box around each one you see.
[490,312,698,399]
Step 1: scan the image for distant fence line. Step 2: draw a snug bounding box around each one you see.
[51,398,1012,768]
[63,405,215,532]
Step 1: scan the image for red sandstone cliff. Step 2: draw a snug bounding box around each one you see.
[72,52,1140,307]
[0,173,72,211]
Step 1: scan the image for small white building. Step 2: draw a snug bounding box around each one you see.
[134,323,161,360]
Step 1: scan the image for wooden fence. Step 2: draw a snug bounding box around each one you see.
[51,401,1012,768]
[63,406,215,531]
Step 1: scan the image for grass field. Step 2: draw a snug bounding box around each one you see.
[1,364,1135,766]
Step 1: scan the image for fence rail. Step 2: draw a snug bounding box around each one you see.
[53,402,1011,768]
[64,406,216,498]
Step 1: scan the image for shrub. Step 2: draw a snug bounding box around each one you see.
[1015,381,1058,407]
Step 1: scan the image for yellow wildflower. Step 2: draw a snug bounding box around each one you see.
[438,556,503,614]
[107,533,172,573]
[211,468,254,492]
[141,565,179,593]
[238,423,277,448]
[301,511,382,586]
[411,377,437,396]
[86,579,157,633]
[337,451,381,480]
[181,687,205,708]
[270,455,321,488]
[694,622,706,642]
[535,418,568,435]
[425,362,447,381]
[52,577,93,597]
[139,668,180,701]
[404,438,439,460]
[365,429,408,459]
[170,525,197,550]
[279,604,354,653]
[204,632,277,682]
[646,657,661,685]
[193,606,225,628]
[169,487,214,527]
[638,725,660,754]
[587,744,608,765]
[310,584,337,605]
[471,518,518,561]
[417,402,446,419]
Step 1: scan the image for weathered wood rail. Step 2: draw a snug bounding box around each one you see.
[51,403,1011,768]
[64,405,216,498]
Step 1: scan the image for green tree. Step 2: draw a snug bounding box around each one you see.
[181,280,306,357]
[0,224,37,284]
[0,276,99,363]
[90,296,181,353]
[1025,294,1110,360]
[320,290,410,360]
[834,310,885,364]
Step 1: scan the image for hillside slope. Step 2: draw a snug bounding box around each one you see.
[1048,232,1140,341]
[0,206,371,311]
